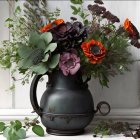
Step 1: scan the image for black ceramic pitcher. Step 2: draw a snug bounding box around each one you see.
[30,70,110,136]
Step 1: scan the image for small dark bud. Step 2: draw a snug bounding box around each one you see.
[93,134,97,137]
[88,4,93,10]
[70,17,77,21]
[94,0,104,4]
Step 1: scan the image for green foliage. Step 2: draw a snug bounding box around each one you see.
[92,121,131,137]
[18,32,59,75]
[70,0,90,25]
[0,122,6,132]
[45,43,57,53]
[48,8,61,21]
[32,125,44,137]
[48,54,60,69]
[0,0,51,85]
[3,120,26,140]
[70,0,83,4]
[0,117,44,140]
[40,32,53,45]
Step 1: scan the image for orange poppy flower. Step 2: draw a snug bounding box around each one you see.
[54,19,64,25]
[40,19,64,33]
[124,18,138,37]
[81,39,106,64]
[40,23,52,32]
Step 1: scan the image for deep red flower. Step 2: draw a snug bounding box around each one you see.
[81,39,106,64]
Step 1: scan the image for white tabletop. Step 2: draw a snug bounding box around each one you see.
[0,130,138,140]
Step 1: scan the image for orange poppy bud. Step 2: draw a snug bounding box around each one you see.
[124,18,138,37]
[40,19,64,33]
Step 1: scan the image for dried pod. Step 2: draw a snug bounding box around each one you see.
[94,0,104,5]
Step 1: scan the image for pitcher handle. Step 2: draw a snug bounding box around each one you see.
[30,74,44,116]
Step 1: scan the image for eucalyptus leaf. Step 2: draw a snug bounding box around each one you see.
[40,32,52,45]
[0,122,6,132]
[32,125,44,137]
[48,54,60,69]
[18,58,33,69]
[16,129,26,139]
[29,32,40,46]
[8,131,19,140]
[18,44,32,58]
[31,63,48,74]
[42,54,49,62]
[3,127,10,138]
[37,39,46,50]
[45,43,57,53]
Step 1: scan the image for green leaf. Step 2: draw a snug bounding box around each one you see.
[5,18,13,22]
[8,24,14,29]
[37,39,46,50]
[29,32,40,46]
[32,125,44,137]
[48,54,60,69]
[31,63,48,74]
[18,58,33,69]
[40,32,52,45]
[16,129,26,139]
[3,127,10,138]
[70,6,80,15]
[84,20,89,25]
[42,54,49,62]
[15,6,21,13]
[8,130,19,140]
[45,43,57,53]
[0,122,6,132]
[15,120,22,130]
[18,44,33,58]
[70,0,83,4]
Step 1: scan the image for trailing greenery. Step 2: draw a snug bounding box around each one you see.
[0,0,61,86]
[0,117,44,140]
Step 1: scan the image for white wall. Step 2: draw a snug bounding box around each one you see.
[0,1,12,109]
[0,1,140,121]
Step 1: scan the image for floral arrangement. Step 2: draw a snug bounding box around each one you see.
[0,0,140,88]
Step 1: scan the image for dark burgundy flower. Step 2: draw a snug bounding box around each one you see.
[131,38,140,48]
[88,4,106,16]
[49,21,87,52]
[102,11,120,23]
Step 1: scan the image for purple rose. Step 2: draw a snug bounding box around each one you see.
[59,52,80,76]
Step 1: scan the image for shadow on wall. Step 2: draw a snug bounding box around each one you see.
[89,61,140,109]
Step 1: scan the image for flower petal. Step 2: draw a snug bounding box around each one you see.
[69,63,80,75]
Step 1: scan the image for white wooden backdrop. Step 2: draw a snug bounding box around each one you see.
[0,0,140,122]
